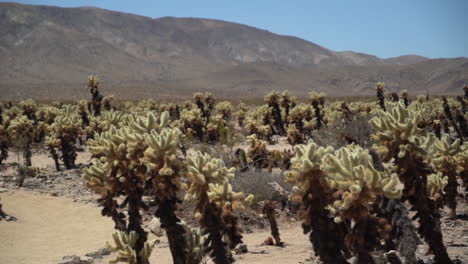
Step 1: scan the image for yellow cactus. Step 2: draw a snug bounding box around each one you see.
[182,222,206,264]
[186,152,235,204]
[369,100,428,159]
[107,231,152,264]
[207,182,246,210]
[322,145,403,215]
[427,172,448,201]
[285,140,334,202]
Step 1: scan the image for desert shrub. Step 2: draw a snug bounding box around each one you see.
[311,114,374,149]
[231,169,292,202]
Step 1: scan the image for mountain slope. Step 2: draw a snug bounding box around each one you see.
[0,2,466,100]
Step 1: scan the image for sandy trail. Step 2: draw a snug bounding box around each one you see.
[1,190,313,264]
[1,189,466,264]
[97,222,313,264]
[0,190,114,264]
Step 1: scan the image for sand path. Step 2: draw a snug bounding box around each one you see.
[0,190,114,264]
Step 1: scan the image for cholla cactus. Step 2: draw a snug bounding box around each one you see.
[322,145,402,262]
[0,116,11,165]
[86,110,126,139]
[285,140,347,263]
[427,134,467,216]
[18,99,37,121]
[323,145,402,216]
[369,100,426,159]
[265,91,285,135]
[107,231,152,264]
[370,100,453,263]
[8,115,35,166]
[85,111,191,264]
[286,124,304,145]
[234,103,247,127]
[182,222,206,264]
[427,173,448,202]
[442,97,464,140]
[261,200,283,246]
[193,92,216,123]
[280,90,294,120]
[47,105,83,169]
[180,108,204,141]
[309,91,326,129]
[246,134,269,168]
[400,90,410,107]
[215,101,233,121]
[206,114,227,143]
[288,103,314,135]
[87,74,104,116]
[376,82,386,111]
[186,152,250,264]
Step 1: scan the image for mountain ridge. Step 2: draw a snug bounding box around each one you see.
[1,2,467,100]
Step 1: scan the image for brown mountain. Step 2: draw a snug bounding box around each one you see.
[1,2,467,100]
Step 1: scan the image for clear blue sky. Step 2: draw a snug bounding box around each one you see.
[6,0,468,58]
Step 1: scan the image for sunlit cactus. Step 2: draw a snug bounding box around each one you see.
[427,172,448,202]
[246,134,269,168]
[86,110,127,139]
[107,231,152,264]
[427,134,467,216]
[206,114,227,143]
[261,200,283,246]
[442,96,463,140]
[0,116,11,165]
[234,103,247,127]
[193,92,216,123]
[376,82,386,111]
[18,99,37,121]
[142,126,192,264]
[309,91,326,129]
[87,74,104,116]
[322,145,402,262]
[265,91,285,135]
[285,140,347,263]
[369,100,426,159]
[180,108,204,141]
[8,115,35,166]
[280,90,293,121]
[215,101,234,121]
[323,145,403,215]
[370,100,453,263]
[186,152,250,264]
[400,89,410,107]
[286,124,304,145]
[182,222,206,264]
[288,103,314,135]
[47,105,83,169]
[85,111,186,264]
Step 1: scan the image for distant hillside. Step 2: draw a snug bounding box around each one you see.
[1,2,467,100]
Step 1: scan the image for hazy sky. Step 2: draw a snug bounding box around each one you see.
[7,0,468,58]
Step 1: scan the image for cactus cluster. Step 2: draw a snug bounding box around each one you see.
[4,80,468,264]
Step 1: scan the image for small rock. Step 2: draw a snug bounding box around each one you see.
[96,247,112,256]
[148,217,164,237]
[58,255,83,264]
[417,244,430,255]
[4,215,18,221]
[80,256,94,264]
[149,239,160,247]
[234,243,248,254]
[50,192,58,197]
